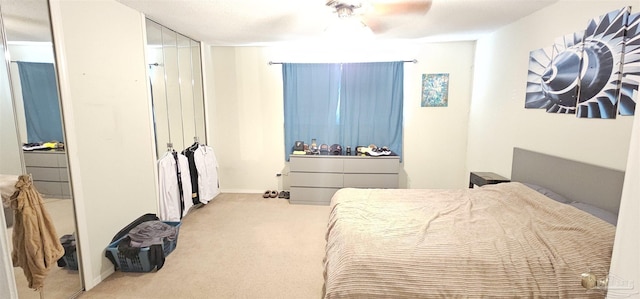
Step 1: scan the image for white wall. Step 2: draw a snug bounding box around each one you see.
[49,0,158,290]
[468,1,636,178]
[208,40,476,192]
[0,48,22,176]
[608,94,640,297]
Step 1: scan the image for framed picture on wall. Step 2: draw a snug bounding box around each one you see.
[421,73,449,107]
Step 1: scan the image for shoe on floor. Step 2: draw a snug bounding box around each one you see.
[284,191,290,199]
[270,190,278,198]
[278,191,286,198]
[262,190,270,198]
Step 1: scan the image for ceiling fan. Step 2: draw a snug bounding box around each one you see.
[325,0,432,34]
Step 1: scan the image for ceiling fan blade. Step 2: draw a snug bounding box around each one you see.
[361,16,388,33]
[370,0,432,15]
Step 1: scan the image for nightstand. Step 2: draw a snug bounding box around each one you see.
[469,172,510,188]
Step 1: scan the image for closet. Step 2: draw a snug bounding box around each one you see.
[145,20,219,219]
[145,19,206,157]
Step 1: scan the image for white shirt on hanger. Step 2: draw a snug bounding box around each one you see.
[194,145,219,204]
[158,151,193,221]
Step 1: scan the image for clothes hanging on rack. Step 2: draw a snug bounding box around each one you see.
[182,142,201,205]
[158,151,192,221]
[194,144,219,204]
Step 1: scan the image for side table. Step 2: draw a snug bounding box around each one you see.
[469,172,510,188]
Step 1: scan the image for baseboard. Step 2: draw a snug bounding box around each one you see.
[89,267,114,291]
[219,189,266,194]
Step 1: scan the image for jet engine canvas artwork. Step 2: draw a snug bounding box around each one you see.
[619,12,640,116]
[525,7,639,118]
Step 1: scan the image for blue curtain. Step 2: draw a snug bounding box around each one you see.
[283,61,404,160]
[17,62,64,143]
[340,62,404,158]
[283,63,341,159]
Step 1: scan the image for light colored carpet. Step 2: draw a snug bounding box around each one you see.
[80,193,331,299]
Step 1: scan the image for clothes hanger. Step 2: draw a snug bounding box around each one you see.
[188,137,199,151]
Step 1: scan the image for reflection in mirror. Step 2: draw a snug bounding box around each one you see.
[145,19,206,157]
[191,40,205,140]
[178,34,195,144]
[146,20,169,156]
[162,25,183,151]
[0,0,82,298]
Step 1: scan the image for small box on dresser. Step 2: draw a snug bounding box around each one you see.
[289,155,399,205]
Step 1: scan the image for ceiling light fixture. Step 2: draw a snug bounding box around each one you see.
[324,4,374,40]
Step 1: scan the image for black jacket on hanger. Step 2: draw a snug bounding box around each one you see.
[182,142,200,205]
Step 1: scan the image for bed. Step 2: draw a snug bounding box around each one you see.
[323,148,623,298]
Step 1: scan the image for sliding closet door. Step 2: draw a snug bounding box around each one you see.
[162,27,184,151]
[146,19,205,157]
[191,40,205,141]
[178,34,194,146]
[146,21,169,153]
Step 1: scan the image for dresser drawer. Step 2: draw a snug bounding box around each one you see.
[27,167,61,181]
[24,152,59,167]
[33,181,64,197]
[290,187,340,205]
[56,153,68,166]
[24,151,70,198]
[291,172,343,188]
[343,157,399,173]
[59,168,69,182]
[290,156,343,172]
[61,183,72,197]
[344,173,398,188]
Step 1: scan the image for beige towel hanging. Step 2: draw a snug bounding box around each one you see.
[10,174,64,291]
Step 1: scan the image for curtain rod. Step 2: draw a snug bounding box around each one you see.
[9,60,53,63]
[268,59,417,65]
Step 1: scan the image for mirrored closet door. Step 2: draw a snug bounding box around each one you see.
[145,19,206,157]
[0,0,82,298]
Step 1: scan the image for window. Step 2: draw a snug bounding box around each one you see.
[17,62,64,143]
[283,61,403,160]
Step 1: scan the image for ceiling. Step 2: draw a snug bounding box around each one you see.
[115,0,559,46]
[1,0,52,43]
[0,0,558,45]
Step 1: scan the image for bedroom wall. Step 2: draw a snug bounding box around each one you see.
[0,56,21,176]
[207,41,476,192]
[49,0,158,289]
[608,93,640,297]
[467,0,636,178]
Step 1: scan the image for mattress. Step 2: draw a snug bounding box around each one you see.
[323,182,615,298]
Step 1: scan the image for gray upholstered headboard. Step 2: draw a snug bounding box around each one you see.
[511,147,625,215]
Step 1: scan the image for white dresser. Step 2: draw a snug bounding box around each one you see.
[23,150,71,198]
[289,155,400,205]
